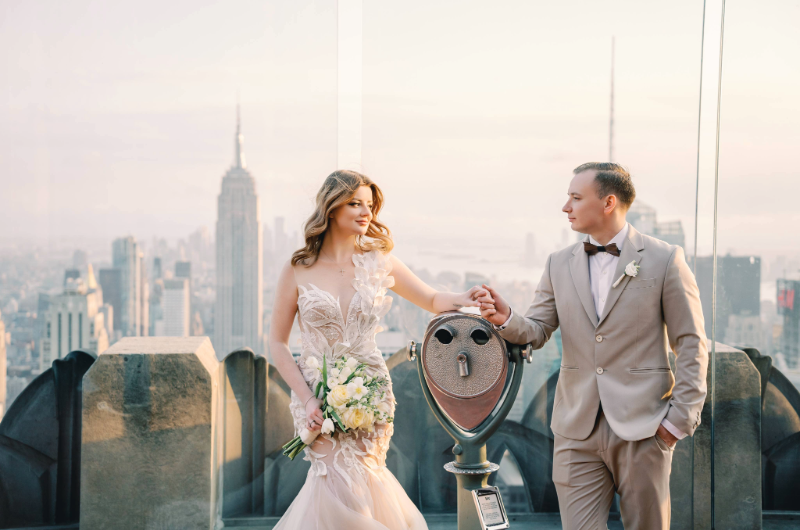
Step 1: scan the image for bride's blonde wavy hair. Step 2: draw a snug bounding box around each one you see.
[292,170,393,266]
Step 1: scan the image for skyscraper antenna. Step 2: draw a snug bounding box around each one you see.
[609,36,615,163]
[234,100,246,170]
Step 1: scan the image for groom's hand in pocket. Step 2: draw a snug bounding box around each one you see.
[477,285,511,327]
[656,424,679,447]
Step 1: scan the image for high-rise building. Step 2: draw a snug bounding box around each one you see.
[215,107,263,357]
[64,269,81,285]
[778,279,800,369]
[162,279,190,337]
[0,313,6,420]
[628,202,657,235]
[653,220,685,248]
[153,257,163,281]
[39,277,109,371]
[112,236,148,337]
[175,261,191,281]
[693,255,761,346]
[140,270,150,338]
[150,278,164,336]
[98,304,114,342]
[98,268,122,334]
[175,261,192,329]
[34,293,50,363]
[628,201,686,249]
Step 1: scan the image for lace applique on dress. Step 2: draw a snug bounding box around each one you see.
[290,250,397,484]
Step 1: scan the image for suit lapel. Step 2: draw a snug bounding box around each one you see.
[597,225,645,326]
[569,240,599,327]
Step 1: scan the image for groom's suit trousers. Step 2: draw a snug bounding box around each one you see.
[552,410,673,530]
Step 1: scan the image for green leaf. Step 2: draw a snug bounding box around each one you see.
[322,355,328,387]
[330,409,347,432]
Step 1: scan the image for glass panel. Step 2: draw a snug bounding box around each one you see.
[715,0,800,519]
[363,0,707,523]
[0,0,338,525]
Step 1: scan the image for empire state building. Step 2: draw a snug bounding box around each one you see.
[215,107,263,357]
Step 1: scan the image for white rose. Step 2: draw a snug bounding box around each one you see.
[345,357,359,370]
[320,418,335,434]
[625,261,639,277]
[329,368,340,379]
[327,376,340,388]
[305,357,320,370]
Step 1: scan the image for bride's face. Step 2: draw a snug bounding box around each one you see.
[330,186,374,237]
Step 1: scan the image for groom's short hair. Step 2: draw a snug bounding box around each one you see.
[573,162,636,209]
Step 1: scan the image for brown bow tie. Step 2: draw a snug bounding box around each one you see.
[584,242,621,257]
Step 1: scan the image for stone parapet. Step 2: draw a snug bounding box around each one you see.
[80,337,220,530]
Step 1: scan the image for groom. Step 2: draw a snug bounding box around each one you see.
[478,163,708,529]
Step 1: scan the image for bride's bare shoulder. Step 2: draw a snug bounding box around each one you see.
[277,259,303,287]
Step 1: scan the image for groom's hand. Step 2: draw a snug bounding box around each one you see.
[656,424,678,447]
[477,284,511,327]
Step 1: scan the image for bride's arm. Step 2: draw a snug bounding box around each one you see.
[269,262,323,427]
[388,255,486,314]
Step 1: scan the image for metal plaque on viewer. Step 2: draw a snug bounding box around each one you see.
[471,486,510,530]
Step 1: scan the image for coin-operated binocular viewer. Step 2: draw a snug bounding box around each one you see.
[408,312,530,530]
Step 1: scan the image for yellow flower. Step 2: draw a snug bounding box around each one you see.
[327,385,350,409]
[360,409,375,431]
[342,407,366,430]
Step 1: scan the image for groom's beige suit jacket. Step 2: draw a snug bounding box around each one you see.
[499,225,708,441]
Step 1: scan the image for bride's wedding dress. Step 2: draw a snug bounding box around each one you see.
[274,251,428,530]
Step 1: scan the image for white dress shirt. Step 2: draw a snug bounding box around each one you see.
[587,224,629,319]
[498,223,686,441]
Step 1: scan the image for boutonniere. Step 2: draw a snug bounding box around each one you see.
[612,260,640,288]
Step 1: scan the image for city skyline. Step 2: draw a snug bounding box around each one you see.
[1,0,798,260]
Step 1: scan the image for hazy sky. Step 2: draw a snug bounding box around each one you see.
[1,0,798,273]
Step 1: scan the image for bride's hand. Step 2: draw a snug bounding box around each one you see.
[305,397,324,431]
[453,286,487,310]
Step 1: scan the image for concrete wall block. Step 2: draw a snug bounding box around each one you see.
[80,337,219,530]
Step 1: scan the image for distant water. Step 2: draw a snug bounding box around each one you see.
[394,236,548,285]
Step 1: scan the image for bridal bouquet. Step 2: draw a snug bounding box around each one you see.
[282,351,393,460]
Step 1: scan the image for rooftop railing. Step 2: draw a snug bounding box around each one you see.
[0,335,798,529]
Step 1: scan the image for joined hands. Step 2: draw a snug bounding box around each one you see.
[473,284,511,327]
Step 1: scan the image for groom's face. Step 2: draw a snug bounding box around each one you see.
[563,170,605,233]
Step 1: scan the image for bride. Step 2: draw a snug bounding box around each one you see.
[270,170,486,529]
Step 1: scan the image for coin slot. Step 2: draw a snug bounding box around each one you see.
[470,328,490,345]
[435,327,455,345]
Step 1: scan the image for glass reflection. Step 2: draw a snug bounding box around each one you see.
[715,0,800,517]
[359,0,707,524]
